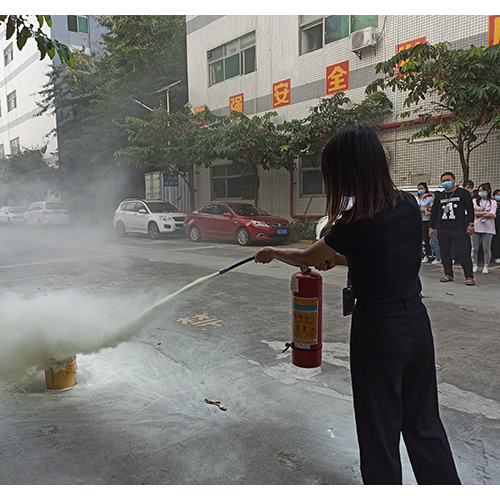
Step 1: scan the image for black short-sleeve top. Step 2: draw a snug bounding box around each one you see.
[324,193,422,304]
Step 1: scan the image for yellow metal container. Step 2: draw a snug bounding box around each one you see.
[44,356,77,390]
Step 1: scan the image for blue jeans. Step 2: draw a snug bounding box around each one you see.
[430,230,441,260]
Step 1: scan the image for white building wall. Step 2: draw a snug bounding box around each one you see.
[0,17,58,164]
[187,15,499,220]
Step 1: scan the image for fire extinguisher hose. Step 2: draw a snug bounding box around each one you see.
[218,256,255,275]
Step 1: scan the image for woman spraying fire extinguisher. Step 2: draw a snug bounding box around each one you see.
[254,125,460,486]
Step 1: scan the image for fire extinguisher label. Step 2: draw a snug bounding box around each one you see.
[292,297,319,344]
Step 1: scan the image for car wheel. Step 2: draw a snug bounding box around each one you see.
[148,222,160,239]
[115,221,127,237]
[236,227,251,246]
[189,225,202,242]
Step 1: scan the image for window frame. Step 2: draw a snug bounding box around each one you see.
[299,15,378,55]
[67,15,89,34]
[211,164,258,200]
[208,32,256,86]
[299,154,325,196]
[10,137,20,156]
[3,43,14,66]
[7,90,17,112]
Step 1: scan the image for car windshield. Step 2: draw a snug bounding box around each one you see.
[45,202,66,210]
[226,204,269,217]
[145,202,179,213]
[10,207,25,213]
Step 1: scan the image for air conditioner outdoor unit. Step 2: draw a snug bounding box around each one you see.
[350,26,376,52]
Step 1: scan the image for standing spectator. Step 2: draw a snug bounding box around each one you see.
[464,180,475,198]
[471,183,497,273]
[492,189,500,264]
[429,172,475,285]
[417,182,434,263]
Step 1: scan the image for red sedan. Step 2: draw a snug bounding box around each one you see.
[184,202,290,246]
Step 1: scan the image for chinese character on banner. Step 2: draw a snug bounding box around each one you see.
[488,16,500,46]
[326,60,350,95]
[229,93,245,114]
[193,104,206,125]
[272,79,291,108]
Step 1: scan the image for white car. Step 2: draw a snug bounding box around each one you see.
[113,199,186,239]
[0,206,26,225]
[24,201,69,227]
[315,197,354,240]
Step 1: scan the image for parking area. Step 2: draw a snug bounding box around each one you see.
[0,225,500,486]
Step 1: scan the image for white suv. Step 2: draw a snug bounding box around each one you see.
[113,199,186,239]
[24,201,69,227]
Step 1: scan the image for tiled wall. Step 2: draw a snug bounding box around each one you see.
[187,15,499,219]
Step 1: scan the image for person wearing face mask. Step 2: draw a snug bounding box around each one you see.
[417,182,434,263]
[491,189,500,265]
[429,172,475,285]
[471,183,497,273]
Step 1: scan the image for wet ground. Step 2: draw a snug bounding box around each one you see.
[1,224,500,488]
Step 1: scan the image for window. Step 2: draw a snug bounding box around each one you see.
[211,164,257,200]
[208,32,256,86]
[67,15,89,34]
[300,154,324,195]
[10,137,20,155]
[4,44,13,66]
[300,15,378,54]
[7,91,17,112]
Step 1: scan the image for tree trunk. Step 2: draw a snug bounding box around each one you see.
[457,147,469,184]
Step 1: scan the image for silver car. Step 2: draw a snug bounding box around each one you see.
[24,201,69,227]
[0,206,26,225]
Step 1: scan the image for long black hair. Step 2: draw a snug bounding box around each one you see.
[321,125,402,224]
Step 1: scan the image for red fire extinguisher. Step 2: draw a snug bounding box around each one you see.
[284,266,323,368]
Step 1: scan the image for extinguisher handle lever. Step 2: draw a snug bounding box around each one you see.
[300,266,311,272]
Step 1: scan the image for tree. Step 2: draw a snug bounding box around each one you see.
[282,91,393,159]
[115,105,218,210]
[36,15,188,221]
[207,111,295,206]
[0,15,74,66]
[366,42,500,182]
[0,147,57,206]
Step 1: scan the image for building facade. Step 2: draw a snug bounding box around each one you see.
[186,15,500,220]
[0,15,104,177]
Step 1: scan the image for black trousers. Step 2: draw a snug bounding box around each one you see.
[438,226,473,279]
[422,220,431,257]
[350,295,461,485]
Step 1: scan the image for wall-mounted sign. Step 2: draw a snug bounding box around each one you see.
[272,78,291,108]
[488,15,500,46]
[326,60,350,95]
[229,93,244,114]
[193,104,206,125]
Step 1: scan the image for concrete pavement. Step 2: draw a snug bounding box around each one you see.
[0,227,500,486]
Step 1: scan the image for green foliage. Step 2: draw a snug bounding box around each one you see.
[0,147,57,204]
[282,91,392,157]
[0,15,75,66]
[366,41,500,181]
[290,219,317,241]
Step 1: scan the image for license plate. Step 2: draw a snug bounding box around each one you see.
[277,229,287,235]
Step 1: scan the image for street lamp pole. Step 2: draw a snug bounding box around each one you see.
[156,80,181,112]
